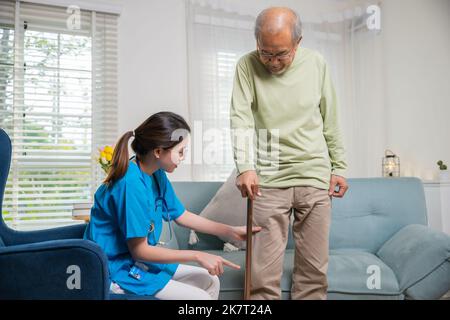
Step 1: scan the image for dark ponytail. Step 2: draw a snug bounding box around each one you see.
[104,130,134,185]
[104,112,190,185]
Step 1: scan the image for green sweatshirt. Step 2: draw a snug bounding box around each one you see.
[230,47,347,190]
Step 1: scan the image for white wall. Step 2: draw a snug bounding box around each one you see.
[116,0,450,181]
[118,0,191,179]
[382,0,450,181]
[117,0,345,180]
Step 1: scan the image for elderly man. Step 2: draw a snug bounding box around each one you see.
[230,7,348,300]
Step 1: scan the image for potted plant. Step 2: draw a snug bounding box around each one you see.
[437,160,449,182]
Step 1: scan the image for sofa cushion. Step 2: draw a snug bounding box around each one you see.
[183,249,402,299]
[189,170,247,249]
[404,260,450,299]
[173,220,224,251]
[173,216,295,252]
[377,224,450,296]
[177,170,294,250]
[329,178,427,253]
[172,182,224,251]
[326,249,402,298]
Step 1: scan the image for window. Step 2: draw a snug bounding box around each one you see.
[186,2,255,181]
[0,1,118,230]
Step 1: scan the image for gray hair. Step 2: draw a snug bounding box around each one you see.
[254,8,303,44]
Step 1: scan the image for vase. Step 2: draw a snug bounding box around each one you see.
[72,202,93,222]
[439,170,450,182]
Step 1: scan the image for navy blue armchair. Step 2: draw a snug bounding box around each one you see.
[0,128,110,299]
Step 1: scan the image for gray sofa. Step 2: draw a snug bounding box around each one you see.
[172,178,450,300]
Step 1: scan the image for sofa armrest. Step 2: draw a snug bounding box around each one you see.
[2,224,87,246]
[377,224,450,296]
[0,239,109,299]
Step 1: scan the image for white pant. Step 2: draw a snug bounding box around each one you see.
[110,264,220,300]
[155,264,220,300]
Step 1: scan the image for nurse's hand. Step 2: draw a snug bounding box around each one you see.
[194,251,240,276]
[227,225,262,242]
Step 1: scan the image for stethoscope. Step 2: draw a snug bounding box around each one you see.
[152,174,173,247]
[131,156,173,246]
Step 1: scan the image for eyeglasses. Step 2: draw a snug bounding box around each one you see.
[258,48,294,62]
[257,39,301,62]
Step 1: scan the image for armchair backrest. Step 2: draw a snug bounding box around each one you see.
[0,129,12,246]
[0,130,110,300]
[0,129,86,246]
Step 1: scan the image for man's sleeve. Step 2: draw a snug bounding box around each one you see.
[319,60,348,177]
[230,58,256,175]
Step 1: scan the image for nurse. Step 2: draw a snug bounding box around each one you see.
[84,111,261,300]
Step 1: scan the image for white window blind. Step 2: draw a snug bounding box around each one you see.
[0,0,118,230]
[186,2,255,181]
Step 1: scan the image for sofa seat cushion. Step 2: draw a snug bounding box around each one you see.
[325,249,402,298]
[184,249,402,299]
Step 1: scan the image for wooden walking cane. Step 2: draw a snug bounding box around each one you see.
[244,197,253,300]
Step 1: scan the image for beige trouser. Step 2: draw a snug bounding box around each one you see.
[250,186,332,300]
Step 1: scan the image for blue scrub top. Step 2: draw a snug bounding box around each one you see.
[83,160,186,295]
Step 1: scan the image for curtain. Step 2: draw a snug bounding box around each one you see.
[186,0,255,181]
[186,0,385,180]
[0,0,118,230]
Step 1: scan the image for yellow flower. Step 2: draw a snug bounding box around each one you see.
[104,146,114,154]
[97,145,114,174]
